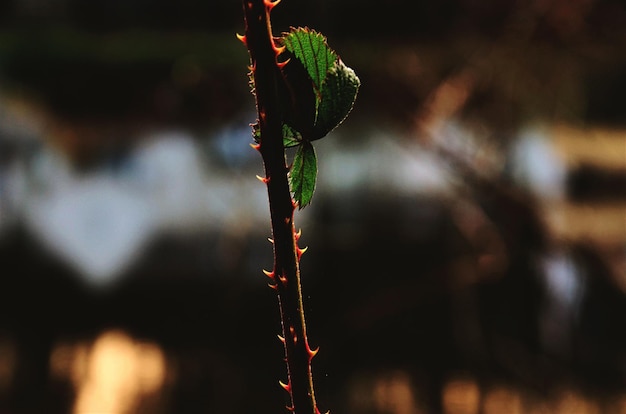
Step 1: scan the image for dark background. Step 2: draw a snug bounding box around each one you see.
[0,0,625,413]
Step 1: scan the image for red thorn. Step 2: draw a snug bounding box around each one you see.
[286,405,295,412]
[256,175,269,184]
[273,44,286,56]
[278,274,287,285]
[264,0,281,10]
[279,380,291,393]
[268,283,278,290]
[236,33,247,45]
[295,229,302,241]
[267,237,274,244]
[262,269,275,280]
[277,57,290,69]
[308,346,319,360]
[297,246,308,260]
[277,334,285,344]
[249,143,260,151]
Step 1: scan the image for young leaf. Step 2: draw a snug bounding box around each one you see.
[279,27,360,208]
[312,59,360,140]
[282,28,337,94]
[283,124,302,148]
[281,27,360,142]
[289,140,317,208]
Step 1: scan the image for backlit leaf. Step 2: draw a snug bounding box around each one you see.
[313,59,360,139]
[283,124,302,148]
[278,27,360,208]
[289,140,317,209]
[282,28,337,94]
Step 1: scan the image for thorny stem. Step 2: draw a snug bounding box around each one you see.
[241,1,320,413]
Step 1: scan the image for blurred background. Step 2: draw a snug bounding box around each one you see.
[0,0,625,413]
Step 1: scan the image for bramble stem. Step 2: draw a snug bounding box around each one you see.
[241,1,320,413]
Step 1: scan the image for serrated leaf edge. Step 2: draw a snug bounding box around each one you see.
[288,141,317,209]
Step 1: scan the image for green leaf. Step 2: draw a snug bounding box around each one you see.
[277,28,360,208]
[282,124,302,148]
[280,27,360,142]
[282,28,337,94]
[289,140,317,209]
[312,59,360,140]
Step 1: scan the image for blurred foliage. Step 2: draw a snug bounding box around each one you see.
[0,28,251,123]
[0,1,624,413]
[0,0,624,128]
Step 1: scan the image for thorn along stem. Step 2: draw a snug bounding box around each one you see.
[241,1,321,413]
